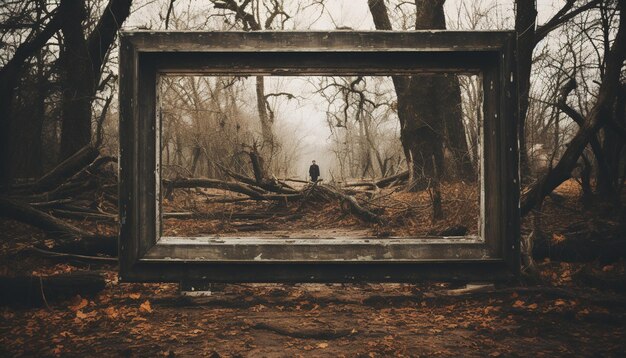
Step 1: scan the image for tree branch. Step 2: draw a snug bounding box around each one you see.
[535,0,601,43]
[86,0,133,84]
[521,0,626,215]
[211,0,260,30]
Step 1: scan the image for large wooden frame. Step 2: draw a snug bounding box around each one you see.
[118,31,519,283]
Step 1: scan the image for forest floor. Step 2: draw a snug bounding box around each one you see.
[1,180,625,357]
[161,180,480,237]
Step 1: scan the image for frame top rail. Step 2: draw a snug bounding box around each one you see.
[120,30,515,53]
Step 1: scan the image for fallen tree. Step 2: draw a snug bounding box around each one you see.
[0,271,106,306]
[215,162,298,195]
[520,2,626,216]
[375,170,409,188]
[0,197,117,256]
[29,145,100,192]
[315,185,384,224]
[162,177,301,202]
[532,221,626,263]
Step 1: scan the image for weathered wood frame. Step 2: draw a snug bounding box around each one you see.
[118,31,519,283]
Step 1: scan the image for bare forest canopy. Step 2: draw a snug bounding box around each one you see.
[0,0,624,268]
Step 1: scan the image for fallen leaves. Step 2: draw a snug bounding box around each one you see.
[139,300,153,313]
[104,306,119,319]
[69,298,88,312]
[74,309,98,323]
[552,233,566,243]
[512,300,538,310]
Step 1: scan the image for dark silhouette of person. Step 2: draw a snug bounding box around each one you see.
[309,160,320,182]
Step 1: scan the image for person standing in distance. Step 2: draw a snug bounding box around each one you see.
[309,160,320,182]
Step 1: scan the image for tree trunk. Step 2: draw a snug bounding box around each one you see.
[59,0,95,160]
[515,0,537,182]
[439,75,474,179]
[8,72,47,179]
[597,83,626,206]
[58,0,133,160]
[369,0,461,219]
[256,76,274,148]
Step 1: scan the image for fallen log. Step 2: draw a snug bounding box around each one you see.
[30,145,100,193]
[0,197,117,256]
[29,247,118,264]
[315,185,383,223]
[532,222,626,263]
[21,178,97,203]
[50,235,117,257]
[66,155,117,183]
[284,178,310,184]
[163,178,302,202]
[375,170,409,188]
[574,265,626,292]
[163,178,266,198]
[216,163,299,194]
[343,181,378,188]
[214,162,259,187]
[0,271,106,306]
[50,209,116,221]
[30,198,74,208]
[533,236,626,263]
[1,197,90,241]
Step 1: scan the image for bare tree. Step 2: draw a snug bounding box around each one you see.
[58,0,132,159]
[0,1,63,188]
[521,0,626,215]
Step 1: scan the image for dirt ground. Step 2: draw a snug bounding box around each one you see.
[0,262,625,357]
[1,180,625,357]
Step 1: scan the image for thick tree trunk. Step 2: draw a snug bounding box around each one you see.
[58,0,133,160]
[7,78,47,179]
[8,32,48,179]
[515,0,537,182]
[369,0,466,219]
[597,83,626,205]
[439,75,475,179]
[59,0,95,160]
[368,1,468,191]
